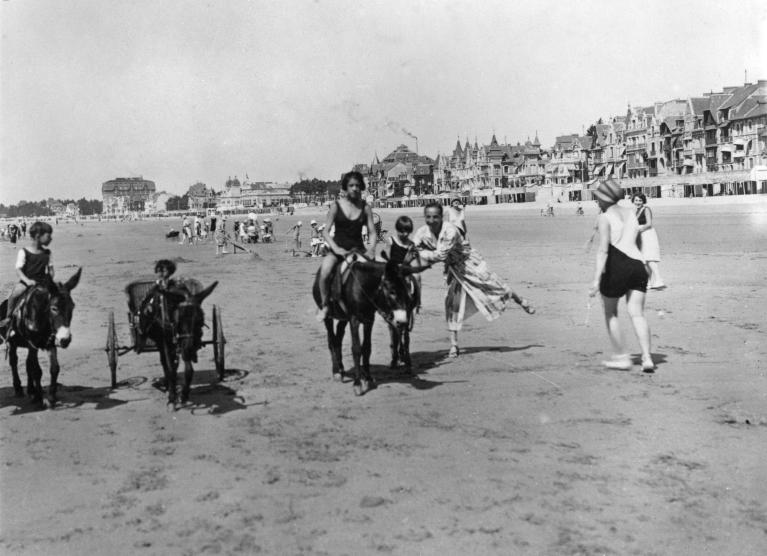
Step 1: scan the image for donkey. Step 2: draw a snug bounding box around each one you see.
[138,281,217,407]
[1,268,82,408]
[312,255,426,396]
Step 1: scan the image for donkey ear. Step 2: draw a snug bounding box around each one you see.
[64,267,83,291]
[193,281,218,304]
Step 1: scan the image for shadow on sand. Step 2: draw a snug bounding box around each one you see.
[0,383,132,414]
[149,368,257,415]
[337,345,543,392]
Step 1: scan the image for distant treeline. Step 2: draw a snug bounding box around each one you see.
[289,178,340,198]
[0,198,103,218]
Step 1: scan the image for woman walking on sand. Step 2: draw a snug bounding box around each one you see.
[589,180,655,372]
[413,202,534,358]
[632,193,665,290]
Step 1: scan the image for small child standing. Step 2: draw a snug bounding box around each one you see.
[1,221,55,328]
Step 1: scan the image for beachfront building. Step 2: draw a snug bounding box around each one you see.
[598,80,767,198]
[241,181,292,208]
[547,134,590,184]
[350,145,434,200]
[143,191,171,214]
[216,176,242,210]
[102,177,156,217]
[186,182,217,211]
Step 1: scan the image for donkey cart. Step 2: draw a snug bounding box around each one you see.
[105,279,226,389]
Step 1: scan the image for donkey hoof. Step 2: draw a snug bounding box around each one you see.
[389,359,398,369]
[353,383,363,396]
[332,372,343,382]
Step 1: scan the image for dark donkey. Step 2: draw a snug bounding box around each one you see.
[138,281,218,407]
[312,254,426,396]
[1,268,82,408]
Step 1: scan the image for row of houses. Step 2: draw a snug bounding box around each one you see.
[101,176,292,216]
[351,79,767,202]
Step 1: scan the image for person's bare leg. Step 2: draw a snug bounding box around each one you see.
[601,295,630,368]
[648,262,665,289]
[626,290,654,370]
[510,291,535,314]
[448,330,459,357]
[316,253,337,321]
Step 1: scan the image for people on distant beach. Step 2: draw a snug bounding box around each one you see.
[414,202,534,358]
[632,193,665,290]
[589,179,655,372]
[181,215,192,245]
[309,220,323,256]
[0,221,55,333]
[6,223,19,244]
[289,221,303,251]
[215,217,229,255]
[315,171,377,321]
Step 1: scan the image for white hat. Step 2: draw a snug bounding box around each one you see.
[310,219,317,225]
[297,221,302,226]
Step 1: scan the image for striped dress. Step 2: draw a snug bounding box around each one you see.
[413,222,510,331]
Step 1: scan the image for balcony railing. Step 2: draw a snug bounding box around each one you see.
[626,143,647,152]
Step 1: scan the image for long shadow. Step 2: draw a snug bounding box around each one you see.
[0,383,132,414]
[150,368,255,415]
[336,344,544,392]
[410,344,544,369]
[367,364,454,390]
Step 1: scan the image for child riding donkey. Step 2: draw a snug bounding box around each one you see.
[1,222,56,338]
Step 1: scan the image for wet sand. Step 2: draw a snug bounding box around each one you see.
[1,201,766,555]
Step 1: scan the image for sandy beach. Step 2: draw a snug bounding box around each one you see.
[1,200,766,555]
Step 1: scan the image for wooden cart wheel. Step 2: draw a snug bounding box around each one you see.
[106,310,118,388]
[212,305,226,381]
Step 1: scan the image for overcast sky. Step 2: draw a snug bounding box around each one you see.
[1,0,765,202]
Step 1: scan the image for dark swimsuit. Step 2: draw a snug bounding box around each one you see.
[21,248,51,284]
[637,207,647,225]
[389,240,411,264]
[333,200,366,251]
[600,244,648,297]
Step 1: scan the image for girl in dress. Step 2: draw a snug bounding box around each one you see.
[632,193,665,290]
[413,202,534,358]
[446,196,467,238]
